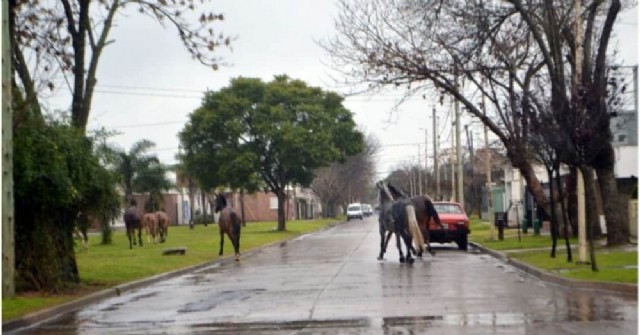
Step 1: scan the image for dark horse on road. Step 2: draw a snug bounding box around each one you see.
[381,183,444,257]
[214,193,242,261]
[376,181,425,264]
[123,199,143,249]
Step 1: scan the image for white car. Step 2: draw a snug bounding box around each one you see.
[362,204,373,217]
[346,203,364,221]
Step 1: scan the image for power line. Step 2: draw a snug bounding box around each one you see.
[97,120,187,129]
[99,84,206,93]
[95,89,201,99]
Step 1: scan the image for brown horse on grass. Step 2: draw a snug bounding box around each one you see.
[123,200,143,249]
[155,210,170,243]
[214,193,241,261]
[142,213,159,243]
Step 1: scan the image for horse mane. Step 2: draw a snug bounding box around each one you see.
[386,183,406,199]
[217,193,227,208]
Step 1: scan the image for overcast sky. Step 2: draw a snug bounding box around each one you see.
[47,1,638,180]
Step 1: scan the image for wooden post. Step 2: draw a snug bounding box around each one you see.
[2,0,15,298]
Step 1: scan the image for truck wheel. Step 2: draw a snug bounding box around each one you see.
[457,234,468,251]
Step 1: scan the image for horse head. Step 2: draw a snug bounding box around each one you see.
[387,183,407,199]
[214,193,227,213]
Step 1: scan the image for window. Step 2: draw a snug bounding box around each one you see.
[433,203,463,214]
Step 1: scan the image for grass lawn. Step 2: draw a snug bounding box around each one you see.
[470,218,638,284]
[3,218,341,321]
[469,218,578,250]
[509,249,638,283]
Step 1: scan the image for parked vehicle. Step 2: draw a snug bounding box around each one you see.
[346,203,364,221]
[362,204,373,217]
[428,201,470,250]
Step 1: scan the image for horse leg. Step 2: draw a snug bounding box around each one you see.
[378,230,386,260]
[138,226,143,247]
[145,220,151,243]
[425,229,435,256]
[401,231,415,264]
[231,221,241,261]
[127,228,133,249]
[218,229,225,256]
[163,223,168,243]
[395,233,405,263]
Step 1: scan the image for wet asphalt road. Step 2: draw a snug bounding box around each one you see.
[11,216,637,334]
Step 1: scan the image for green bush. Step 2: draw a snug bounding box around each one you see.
[13,117,121,292]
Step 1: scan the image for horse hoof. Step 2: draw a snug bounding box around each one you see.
[407,258,415,264]
[399,257,406,263]
[377,256,383,261]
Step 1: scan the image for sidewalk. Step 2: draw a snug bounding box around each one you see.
[470,241,638,297]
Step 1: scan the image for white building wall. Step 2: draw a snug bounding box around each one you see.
[614,146,638,178]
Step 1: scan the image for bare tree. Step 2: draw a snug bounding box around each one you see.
[322,0,629,246]
[10,0,231,131]
[322,0,552,217]
[311,133,379,217]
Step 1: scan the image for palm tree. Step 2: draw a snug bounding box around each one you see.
[116,140,159,203]
[135,161,174,212]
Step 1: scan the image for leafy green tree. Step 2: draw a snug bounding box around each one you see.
[180,76,364,230]
[14,115,120,292]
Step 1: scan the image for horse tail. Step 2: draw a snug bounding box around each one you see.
[230,212,241,237]
[425,198,443,228]
[406,204,424,253]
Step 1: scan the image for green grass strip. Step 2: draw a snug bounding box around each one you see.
[3,219,341,321]
[470,219,637,284]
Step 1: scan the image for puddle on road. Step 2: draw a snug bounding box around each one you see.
[177,289,266,313]
[181,309,632,334]
[383,309,629,328]
[98,291,160,312]
[188,318,370,333]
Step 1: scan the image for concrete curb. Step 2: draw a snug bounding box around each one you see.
[470,241,638,297]
[3,220,347,333]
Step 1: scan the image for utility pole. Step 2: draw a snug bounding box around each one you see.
[424,129,428,195]
[450,117,455,202]
[455,75,464,207]
[417,144,422,196]
[2,0,15,298]
[574,0,588,264]
[465,124,474,211]
[482,96,495,240]
[433,108,440,200]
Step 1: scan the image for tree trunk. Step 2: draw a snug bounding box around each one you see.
[15,209,80,292]
[188,180,195,229]
[596,164,629,246]
[276,188,287,231]
[201,191,208,227]
[547,168,558,258]
[555,167,572,262]
[512,156,551,218]
[580,166,599,271]
[240,190,246,226]
[100,215,112,245]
